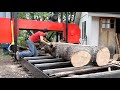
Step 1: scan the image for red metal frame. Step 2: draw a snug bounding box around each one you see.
[0,18,12,43]
[0,18,81,44]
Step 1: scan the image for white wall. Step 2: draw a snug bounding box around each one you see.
[0,12,11,18]
[5,12,11,18]
[79,12,90,45]
[86,15,92,45]
[90,16,99,46]
[79,12,99,46]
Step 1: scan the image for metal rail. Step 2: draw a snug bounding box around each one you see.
[21,59,49,78]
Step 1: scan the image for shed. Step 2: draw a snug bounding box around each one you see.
[79,12,120,55]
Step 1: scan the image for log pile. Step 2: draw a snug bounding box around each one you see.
[109,54,120,65]
[44,42,111,67]
[113,54,120,61]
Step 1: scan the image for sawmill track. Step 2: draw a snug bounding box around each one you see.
[19,54,120,78]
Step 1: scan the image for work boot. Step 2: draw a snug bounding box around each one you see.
[16,51,20,60]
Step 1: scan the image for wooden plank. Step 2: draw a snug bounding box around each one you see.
[117,33,120,47]
[107,29,116,55]
[116,33,120,54]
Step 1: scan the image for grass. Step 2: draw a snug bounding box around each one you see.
[0,49,11,61]
[3,53,10,56]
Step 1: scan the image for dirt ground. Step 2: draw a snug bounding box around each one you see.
[0,48,32,78]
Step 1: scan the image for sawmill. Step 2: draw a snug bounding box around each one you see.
[1,12,120,78]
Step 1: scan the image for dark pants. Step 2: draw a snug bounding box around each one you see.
[1,44,10,54]
[19,40,38,57]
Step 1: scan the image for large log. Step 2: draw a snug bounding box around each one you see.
[67,45,110,67]
[51,42,77,58]
[51,43,94,67]
[45,42,110,67]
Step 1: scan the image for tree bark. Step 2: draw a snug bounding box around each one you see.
[52,42,77,58]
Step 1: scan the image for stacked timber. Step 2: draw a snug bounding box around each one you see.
[44,42,110,67]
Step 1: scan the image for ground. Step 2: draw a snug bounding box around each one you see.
[0,48,32,78]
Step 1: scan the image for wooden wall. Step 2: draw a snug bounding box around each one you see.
[99,17,116,56]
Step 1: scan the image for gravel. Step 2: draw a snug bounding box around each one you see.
[0,49,33,78]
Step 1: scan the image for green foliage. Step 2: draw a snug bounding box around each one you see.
[33,12,52,21]
[20,12,52,21]
[17,12,26,19]
[0,44,1,48]
[17,37,26,46]
[17,30,28,47]
[46,32,56,41]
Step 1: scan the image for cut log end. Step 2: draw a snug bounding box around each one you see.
[96,47,110,66]
[71,51,91,67]
[113,54,119,61]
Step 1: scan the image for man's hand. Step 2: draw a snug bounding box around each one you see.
[47,43,53,48]
[47,43,51,45]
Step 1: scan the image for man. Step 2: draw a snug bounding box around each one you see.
[16,30,51,60]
